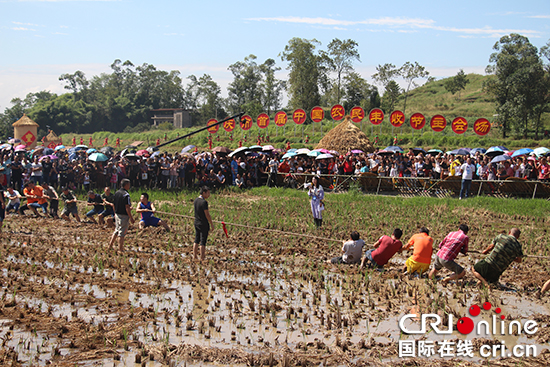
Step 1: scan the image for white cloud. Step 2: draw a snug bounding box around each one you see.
[527,15,550,19]
[246,16,541,38]
[12,21,40,26]
[12,27,36,31]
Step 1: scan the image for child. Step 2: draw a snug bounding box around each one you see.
[136,193,170,231]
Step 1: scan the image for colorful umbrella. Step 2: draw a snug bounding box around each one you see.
[316,153,334,160]
[136,149,150,157]
[86,148,97,154]
[491,155,512,164]
[181,145,195,153]
[307,150,322,157]
[282,152,297,159]
[8,138,21,144]
[54,145,66,151]
[511,148,533,158]
[88,152,109,162]
[485,146,507,157]
[262,145,275,151]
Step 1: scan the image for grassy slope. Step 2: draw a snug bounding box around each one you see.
[59,74,550,152]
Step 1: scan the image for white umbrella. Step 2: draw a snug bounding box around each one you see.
[315,153,334,160]
[296,148,311,155]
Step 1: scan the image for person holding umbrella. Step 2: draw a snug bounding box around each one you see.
[307,176,325,228]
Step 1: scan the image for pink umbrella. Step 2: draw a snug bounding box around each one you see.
[136,149,150,157]
[319,148,331,154]
[15,144,26,150]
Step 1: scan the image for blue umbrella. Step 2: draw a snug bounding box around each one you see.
[181,145,195,153]
[511,148,533,158]
[88,152,109,162]
[68,153,78,161]
[533,147,550,157]
[470,148,487,156]
[491,155,512,164]
[307,150,322,157]
[282,152,297,159]
[86,148,97,154]
[287,148,298,153]
[448,148,470,156]
[384,146,404,152]
[54,145,66,151]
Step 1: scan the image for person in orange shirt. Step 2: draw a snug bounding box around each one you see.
[402,227,433,275]
[20,182,48,216]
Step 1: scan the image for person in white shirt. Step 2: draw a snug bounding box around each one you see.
[5,187,22,213]
[459,157,476,199]
[328,231,365,264]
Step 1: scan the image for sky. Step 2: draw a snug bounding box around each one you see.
[1,0,549,111]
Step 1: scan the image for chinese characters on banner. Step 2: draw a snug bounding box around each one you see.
[390,110,405,127]
[430,115,447,132]
[205,108,493,137]
[398,340,474,358]
[369,108,384,125]
[473,118,491,136]
[292,109,306,125]
[207,119,219,134]
[274,111,288,127]
[310,106,324,123]
[350,106,365,123]
[452,117,468,134]
[257,113,270,129]
[240,115,252,131]
[410,113,426,130]
[330,104,345,121]
[223,119,236,132]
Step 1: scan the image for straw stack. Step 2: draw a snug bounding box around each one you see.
[315,116,374,154]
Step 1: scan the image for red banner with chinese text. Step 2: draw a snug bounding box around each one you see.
[369,108,384,125]
[223,119,236,132]
[240,115,252,131]
[430,115,447,132]
[330,105,345,121]
[350,106,365,123]
[274,111,288,127]
[410,113,426,130]
[452,117,468,134]
[473,118,491,136]
[310,107,324,123]
[257,113,270,129]
[292,109,306,125]
[390,111,405,127]
[207,119,219,134]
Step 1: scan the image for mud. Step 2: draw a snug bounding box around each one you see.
[1,207,550,367]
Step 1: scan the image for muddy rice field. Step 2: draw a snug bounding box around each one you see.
[1,191,550,366]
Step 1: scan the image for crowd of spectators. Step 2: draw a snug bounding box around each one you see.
[0,146,549,195]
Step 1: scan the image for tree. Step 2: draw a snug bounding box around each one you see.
[485,33,544,138]
[399,61,429,116]
[372,63,401,112]
[260,58,286,115]
[444,69,470,99]
[280,38,323,112]
[323,38,360,104]
[381,80,401,113]
[342,72,379,112]
[227,55,263,116]
[59,70,89,101]
[196,74,226,122]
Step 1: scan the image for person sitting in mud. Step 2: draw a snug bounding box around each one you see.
[402,227,433,276]
[472,228,523,287]
[41,182,60,219]
[60,186,81,223]
[85,191,104,224]
[20,182,48,217]
[136,192,170,231]
[429,224,469,283]
[98,186,115,228]
[361,228,403,269]
[328,231,365,265]
[4,186,22,214]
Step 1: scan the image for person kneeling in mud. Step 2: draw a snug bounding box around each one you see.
[327,231,365,265]
[361,228,403,269]
[402,227,433,276]
[136,193,170,232]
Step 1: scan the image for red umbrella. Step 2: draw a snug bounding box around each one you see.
[136,149,150,157]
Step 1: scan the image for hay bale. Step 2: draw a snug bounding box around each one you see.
[315,116,374,154]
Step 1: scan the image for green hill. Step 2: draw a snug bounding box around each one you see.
[394,73,496,118]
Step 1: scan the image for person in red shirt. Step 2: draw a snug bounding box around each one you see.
[103,137,108,146]
[343,156,354,175]
[286,141,291,150]
[80,137,84,145]
[89,137,93,147]
[116,137,120,147]
[278,158,290,174]
[72,137,76,146]
[361,228,403,269]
